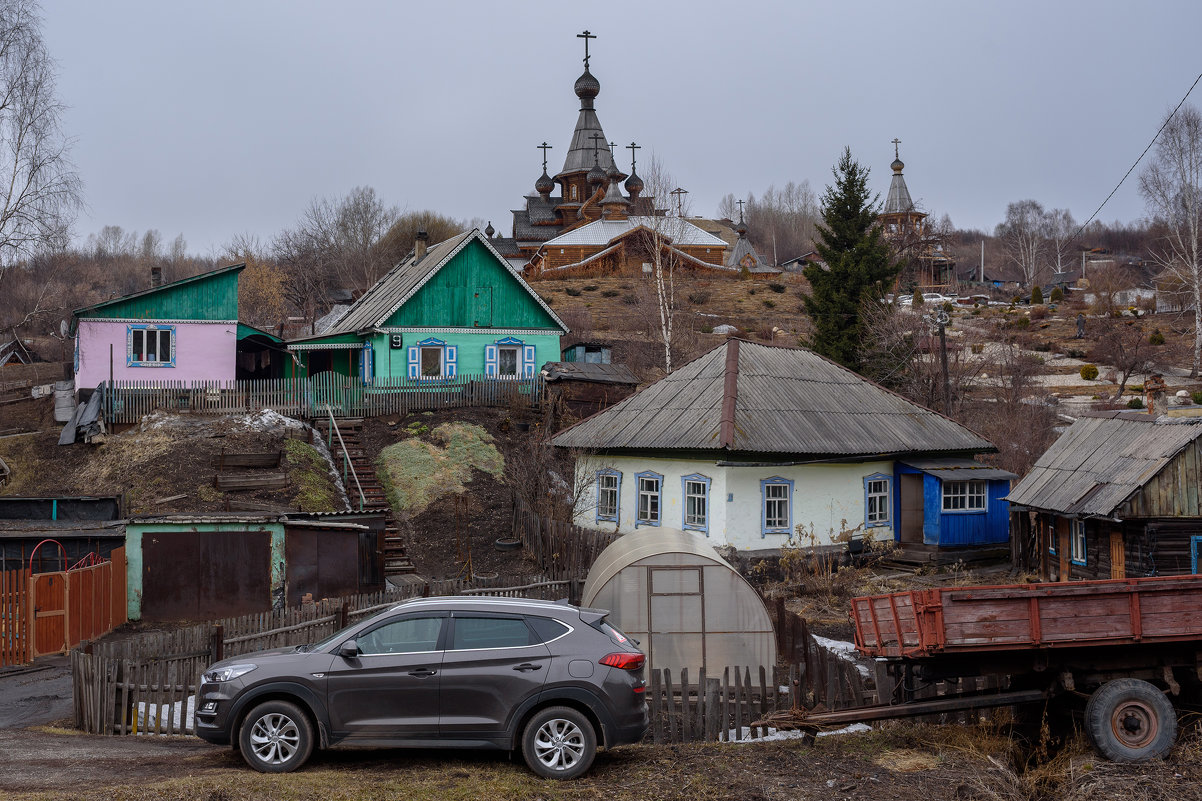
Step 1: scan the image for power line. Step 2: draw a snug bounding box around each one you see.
[1069,71,1202,245]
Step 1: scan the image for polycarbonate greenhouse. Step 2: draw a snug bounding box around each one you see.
[581,529,776,675]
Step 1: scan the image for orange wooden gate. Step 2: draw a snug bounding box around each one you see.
[27,556,125,660]
[0,567,31,667]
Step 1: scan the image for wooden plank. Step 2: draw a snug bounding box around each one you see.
[214,472,289,491]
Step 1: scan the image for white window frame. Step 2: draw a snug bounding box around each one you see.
[942,480,986,512]
[1071,519,1087,565]
[127,324,176,368]
[682,474,711,534]
[864,475,891,527]
[596,470,620,523]
[761,477,793,536]
[635,471,662,528]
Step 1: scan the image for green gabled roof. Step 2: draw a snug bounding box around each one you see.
[237,323,283,343]
[74,263,245,322]
[285,331,364,348]
[327,229,568,335]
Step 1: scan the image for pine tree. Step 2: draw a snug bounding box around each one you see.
[803,148,898,370]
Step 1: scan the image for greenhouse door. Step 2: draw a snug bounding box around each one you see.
[647,567,705,672]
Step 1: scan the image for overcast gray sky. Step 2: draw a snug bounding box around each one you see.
[40,0,1202,258]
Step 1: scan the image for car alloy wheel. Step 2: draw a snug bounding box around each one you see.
[238,700,314,773]
[522,706,596,779]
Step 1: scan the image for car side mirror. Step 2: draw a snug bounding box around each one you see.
[338,640,360,658]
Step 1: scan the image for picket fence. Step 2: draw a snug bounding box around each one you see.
[0,568,31,667]
[510,493,618,580]
[102,373,545,424]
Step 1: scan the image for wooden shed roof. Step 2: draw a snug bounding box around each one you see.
[1006,412,1202,518]
[552,338,993,457]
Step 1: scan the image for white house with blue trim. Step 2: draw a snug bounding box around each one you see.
[554,339,1014,555]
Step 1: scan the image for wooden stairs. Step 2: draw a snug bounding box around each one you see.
[314,417,415,575]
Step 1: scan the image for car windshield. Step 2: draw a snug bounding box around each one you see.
[305,621,360,653]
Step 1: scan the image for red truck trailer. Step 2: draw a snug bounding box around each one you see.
[844,575,1202,762]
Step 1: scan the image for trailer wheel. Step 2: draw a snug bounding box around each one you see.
[1085,678,1176,762]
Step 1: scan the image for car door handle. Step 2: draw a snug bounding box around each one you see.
[513,663,543,672]
[408,668,437,677]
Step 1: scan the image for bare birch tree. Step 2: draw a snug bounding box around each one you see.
[995,199,1048,287]
[635,153,690,373]
[1140,104,1202,377]
[1045,207,1076,279]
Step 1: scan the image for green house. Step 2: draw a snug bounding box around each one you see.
[287,229,567,380]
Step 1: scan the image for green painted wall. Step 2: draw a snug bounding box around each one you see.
[124,521,283,621]
[79,268,241,321]
[369,331,561,379]
[385,239,561,330]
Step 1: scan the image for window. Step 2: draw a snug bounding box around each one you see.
[596,470,620,522]
[761,477,793,536]
[942,480,986,512]
[682,473,711,534]
[635,471,662,527]
[498,346,519,375]
[1071,519,1086,565]
[408,338,456,379]
[486,337,534,378]
[864,474,891,527]
[449,616,533,650]
[421,346,441,377]
[127,325,175,367]
[357,616,444,655]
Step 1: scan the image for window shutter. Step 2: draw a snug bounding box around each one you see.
[407,346,419,379]
[445,345,457,377]
[484,344,497,377]
[522,344,536,377]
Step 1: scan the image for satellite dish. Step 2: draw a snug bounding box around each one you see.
[58,319,68,338]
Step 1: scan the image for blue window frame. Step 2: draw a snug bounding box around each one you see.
[127,324,176,367]
[596,469,621,523]
[485,337,537,378]
[863,473,892,529]
[1192,535,1202,574]
[635,470,662,528]
[407,337,456,379]
[1070,519,1087,566]
[760,476,793,537]
[681,473,711,535]
[942,480,986,513]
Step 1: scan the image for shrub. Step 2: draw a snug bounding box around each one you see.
[1130,384,1144,393]
[621,293,639,306]
[748,288,757,295]
[1127,397,1145,409]
[1149,329,1166,345]
[1050,286,1064,303]
[1012,296,1022,305]
[768,282,786,294]
[601,289,619,298]
[700,325,714,334]
[583,284,598,292]
[1031,285,1044,304]
[912,289,924,306]
[943,302,953,312]
[1011,317,1031,330]
[971,343,984,354]
[1029,306,1048,321]
[1066,348,1086,359]
[762,299,776,309]
[1193,391,1202,405]
[565,287,582,297]
[1032,341,1052,352]
[688,290,711,305]
[1080,364,1099,381]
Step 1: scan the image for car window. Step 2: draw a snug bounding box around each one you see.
[450,616,533,650]
[357,616,443,655]
[526,615,570,644]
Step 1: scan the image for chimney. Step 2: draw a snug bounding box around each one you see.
[1145,373,1167,416]
[414,229,429,262]
[150,266,163,288]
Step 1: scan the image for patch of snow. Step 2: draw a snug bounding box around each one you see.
[136,695,195,734]
[712,324,738,335]
[723,722,871,743]
[238,408,304,432]
[813,634,871,678]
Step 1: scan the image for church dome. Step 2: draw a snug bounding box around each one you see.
[891,157,905,173]
[587,161,606,186]
[574,68,600,101]
[624,170,644,195]
[607,162,622,182]
[535,169,555,195]
[485,221,495,238]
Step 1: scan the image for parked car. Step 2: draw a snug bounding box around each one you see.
[195,596,648,778]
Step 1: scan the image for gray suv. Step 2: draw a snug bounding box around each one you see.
[195,596,648,779]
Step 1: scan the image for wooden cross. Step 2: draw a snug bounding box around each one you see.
[892,137,901,159]
[736,199,745,222]
[670,186,689,217]
[577,30,596,68]
[537,141,552,172]
[589,132,604,165]
[627,141,640,173]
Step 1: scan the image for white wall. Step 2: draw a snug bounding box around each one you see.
[573,456,895,552]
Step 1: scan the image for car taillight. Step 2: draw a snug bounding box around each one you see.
[599,652,645,670]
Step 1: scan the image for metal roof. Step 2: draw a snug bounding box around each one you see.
[900,457,1017,482]
[542,361,640,385]
[325,229,567,335]
[557,108,619,177]
[73,263,246,316]
[541,217,728,248]
[552,339,993,456]
[1005,414,1202,517]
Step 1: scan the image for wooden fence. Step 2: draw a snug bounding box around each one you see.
[102,373,545,424]
[511,493,618,580]
[0,568,30,667]
[72,575,575,735]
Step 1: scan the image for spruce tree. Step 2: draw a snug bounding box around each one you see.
[803,148,898,371]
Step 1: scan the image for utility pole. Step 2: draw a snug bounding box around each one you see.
[925,309,952,416]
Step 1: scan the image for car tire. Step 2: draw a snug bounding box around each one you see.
[1084,678,1176,762]
[521,705,596,780]
[238,700,314,773]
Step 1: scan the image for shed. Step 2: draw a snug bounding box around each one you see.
[580,529,776,675]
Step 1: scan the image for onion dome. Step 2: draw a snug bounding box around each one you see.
[485,221,495,238]
[624,170,644,197]
[574,68,600,105]
[891,157,905,173]
[736,218,748,236]
[587,161,606,186]
[535,169,555,196]
[607,162,622,182]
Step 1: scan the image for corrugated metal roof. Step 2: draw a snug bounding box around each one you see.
[900,457,1018,481]
[553,339,993,456]
[1005,415,1202,517]
[542,361,640,385]
[325,229,567,336]
[541,217,728,248]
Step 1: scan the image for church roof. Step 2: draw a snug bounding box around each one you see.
[542,217,728,248]
[883,161,915,215]
[558,108,619,177]
[725,231,770,271]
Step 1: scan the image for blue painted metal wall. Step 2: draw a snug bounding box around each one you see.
[894,464,1009,547]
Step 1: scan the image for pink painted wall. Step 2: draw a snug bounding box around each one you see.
[75,319,237,390]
